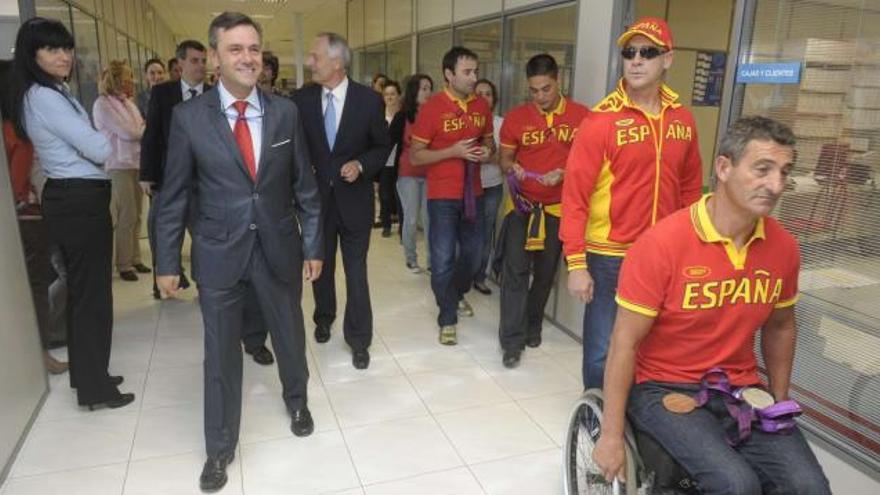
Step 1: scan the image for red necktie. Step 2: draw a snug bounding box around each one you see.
[233,101,256,180]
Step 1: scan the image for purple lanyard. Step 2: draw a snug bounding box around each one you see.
[695,367,802,445]
[464,160,477,222]
[506,171,544,215]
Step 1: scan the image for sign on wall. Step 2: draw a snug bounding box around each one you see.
[692,51,727,107]
[736,62,802,84]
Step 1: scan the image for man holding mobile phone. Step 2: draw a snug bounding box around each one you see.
[410,46,495,345]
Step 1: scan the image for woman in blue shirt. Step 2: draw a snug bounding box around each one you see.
[9,18,134,410]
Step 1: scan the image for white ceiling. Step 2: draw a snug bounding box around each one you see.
[146,0,348,56]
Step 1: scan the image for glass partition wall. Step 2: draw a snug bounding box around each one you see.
[729,0,880,473]
[365,3,578,115]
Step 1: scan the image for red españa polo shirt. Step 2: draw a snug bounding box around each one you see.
[411,89,494,200]
[616,195,800,386]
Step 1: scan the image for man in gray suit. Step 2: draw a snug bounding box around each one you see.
[154,12,323,492]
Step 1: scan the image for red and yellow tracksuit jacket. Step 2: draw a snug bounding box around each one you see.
[560,80,703,270]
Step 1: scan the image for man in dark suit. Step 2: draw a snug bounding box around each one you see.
[141,39,274,366]
[140,39,207,299]
[291,32,389,370]
[154,12,323,492]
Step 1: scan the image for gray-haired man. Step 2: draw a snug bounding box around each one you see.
[291,33,390,370]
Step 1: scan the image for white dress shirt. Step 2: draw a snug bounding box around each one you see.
[181,79,205,101]
[321,76,348,132]
[218,79,263,170]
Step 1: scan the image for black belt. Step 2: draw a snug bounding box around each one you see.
[45,178,110,189]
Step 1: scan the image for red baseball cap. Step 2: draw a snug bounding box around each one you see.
[617,17,674,50]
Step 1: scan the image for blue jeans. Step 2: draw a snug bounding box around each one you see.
[627,382,831,495]
[475,184,503,284]
[582,254,623,389]
[396,176,429,267]
[428,198,484,327]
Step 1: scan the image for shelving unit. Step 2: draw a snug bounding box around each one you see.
[769,38,880,253]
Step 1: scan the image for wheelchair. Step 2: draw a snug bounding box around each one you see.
[562,389,700,494]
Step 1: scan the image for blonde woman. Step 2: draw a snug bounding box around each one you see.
[93,60,149,281]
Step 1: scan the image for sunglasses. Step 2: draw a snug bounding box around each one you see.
[621,46,667,60]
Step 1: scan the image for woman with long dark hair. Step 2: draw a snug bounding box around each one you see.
[379,80,403,237]
[10,18,134,410]
[396,74,433,273]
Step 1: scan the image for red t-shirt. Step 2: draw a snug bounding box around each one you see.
[616,195,800,386]
[411,89,494,200]
[397,120,425,178]
[499,97,590,204]
[3,121,35,204]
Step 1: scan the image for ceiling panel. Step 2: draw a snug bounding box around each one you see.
[146,0,347,55]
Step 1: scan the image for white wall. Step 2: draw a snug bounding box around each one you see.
[417,0,452,31]
[454,0,502,22]
[0,0,17,16]
[0,124,48,485]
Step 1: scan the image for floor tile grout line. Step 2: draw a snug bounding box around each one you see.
[454,319,563,449]
[357,463,477,490]
[120,294,164,494]
[467,445,562,468]
[377,314,489,495]
[334,294,486,494]
[3,460,130,482]
[310,338,371,491]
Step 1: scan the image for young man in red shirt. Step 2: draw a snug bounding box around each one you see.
[497,54,589,367]
[593,117,830,494]
[410,46,495,345]
[561,17,703,390]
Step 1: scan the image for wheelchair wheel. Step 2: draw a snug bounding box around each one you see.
[563,389,639,495]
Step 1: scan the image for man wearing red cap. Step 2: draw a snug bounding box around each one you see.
[560,17,703,390]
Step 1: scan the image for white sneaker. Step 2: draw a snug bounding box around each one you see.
[457,299,474,317]
[405,262,422,274]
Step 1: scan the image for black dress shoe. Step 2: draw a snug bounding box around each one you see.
[86,392,135,411]
[473,281,492,295]
[525,335,542,348]
[352,349,370,370]
[179,273,191,290]
[152,287,161,300]
[199,452,234,492]
[290,408,314,437]
[133,263,152,274]
[502,349,521,369]
[109,375,124,386]
[119,270,138,281]
[314,324,330,343]
[381,228,391,238]
[247,345,275,365]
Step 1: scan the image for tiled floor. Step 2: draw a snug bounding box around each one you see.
[1,232,583,494]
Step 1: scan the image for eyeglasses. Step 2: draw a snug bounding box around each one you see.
[621,46,667,60]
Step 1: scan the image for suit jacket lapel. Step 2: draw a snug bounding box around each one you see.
[205,89,252,181]
[172,81,183,106]
[334,83,356,154]
[256,90,278,184]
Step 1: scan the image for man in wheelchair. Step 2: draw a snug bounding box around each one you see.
[592,117,832,494]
